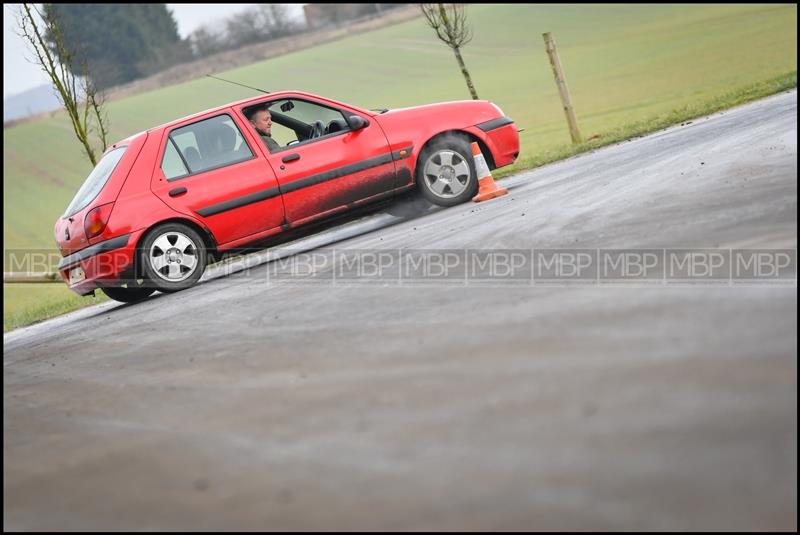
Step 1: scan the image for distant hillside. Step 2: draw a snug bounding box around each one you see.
[3,84,62,122]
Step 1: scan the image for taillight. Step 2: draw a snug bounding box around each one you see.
[84,202,114,239]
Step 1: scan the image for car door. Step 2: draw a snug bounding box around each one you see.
[151,112,286,246]
[249,97,399,226]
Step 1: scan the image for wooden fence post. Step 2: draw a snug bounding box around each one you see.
[543,31,582,144]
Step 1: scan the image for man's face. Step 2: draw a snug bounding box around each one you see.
[250,109,272,136]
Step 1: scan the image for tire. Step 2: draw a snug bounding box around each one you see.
[100,282,155,303]
[139,222,208,293]
[415,135,478,207]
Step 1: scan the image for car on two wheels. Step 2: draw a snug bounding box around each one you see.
[54,90,520,302]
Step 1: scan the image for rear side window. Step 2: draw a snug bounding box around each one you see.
[162,140,188,179]
[63,146,127,217]
[162,114,253,180]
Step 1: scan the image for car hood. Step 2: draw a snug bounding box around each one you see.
[375,99,504,129]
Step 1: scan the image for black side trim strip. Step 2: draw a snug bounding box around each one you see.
[196,186,282,217]
[476,117,514,132]
[58,234,131,271]
[193,146,414,217]
[282,146,413,195]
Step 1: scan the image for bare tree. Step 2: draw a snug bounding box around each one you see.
[224,5,299,49]
[16,3,108,166]
[261,4,296,38]
[189,25,227,57]
[226,9,269,48]
[420,4,478,100]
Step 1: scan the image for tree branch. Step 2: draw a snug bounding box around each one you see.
[419,4,479,99]
[16,3,109,165]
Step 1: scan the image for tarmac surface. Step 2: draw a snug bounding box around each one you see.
[4,90,797,530]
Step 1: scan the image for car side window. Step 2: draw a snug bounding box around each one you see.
[245,98,353,150]
[265,121,295,148]
[162,139,189,180]
[275,99,347,129]
[162,114,253,180]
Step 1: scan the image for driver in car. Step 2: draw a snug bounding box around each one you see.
[245,106,280,152]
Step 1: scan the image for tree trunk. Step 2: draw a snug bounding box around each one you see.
[452,45,478,100]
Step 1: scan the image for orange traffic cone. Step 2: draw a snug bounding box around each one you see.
[471,142,508,202]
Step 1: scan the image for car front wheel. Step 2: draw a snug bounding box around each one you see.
[416,136,478,207]
[139,223,207,293]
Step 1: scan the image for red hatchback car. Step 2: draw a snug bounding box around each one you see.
[54,91,520,302]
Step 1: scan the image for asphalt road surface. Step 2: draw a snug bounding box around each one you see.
[4,90,797,530]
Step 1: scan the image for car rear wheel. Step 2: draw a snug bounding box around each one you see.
[100,281,155,303]
[416,136,478,207]
[139,223,207,293]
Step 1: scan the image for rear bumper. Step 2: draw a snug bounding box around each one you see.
[466,118,520,169]
[58,230,143,296]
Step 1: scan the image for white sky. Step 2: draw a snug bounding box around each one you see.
[4,4,301,98]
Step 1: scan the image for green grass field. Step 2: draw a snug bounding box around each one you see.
[3,4,797,331]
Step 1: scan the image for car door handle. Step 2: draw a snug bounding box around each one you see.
[169,187,188,197]
[282,153,300,163]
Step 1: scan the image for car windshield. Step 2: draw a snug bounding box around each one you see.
[268,99,343,126]
[62,146,126,218]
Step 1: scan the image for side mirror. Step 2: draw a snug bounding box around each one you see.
[346,114,369,131]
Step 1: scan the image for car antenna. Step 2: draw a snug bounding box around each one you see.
[206,74,270,94]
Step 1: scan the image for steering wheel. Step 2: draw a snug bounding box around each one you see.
[310,120,325,139]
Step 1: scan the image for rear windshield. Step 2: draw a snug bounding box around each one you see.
[63,146,126,218]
